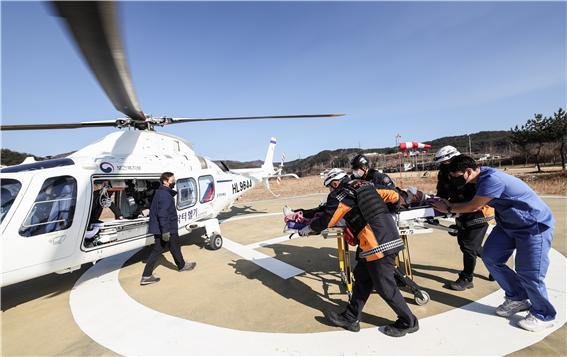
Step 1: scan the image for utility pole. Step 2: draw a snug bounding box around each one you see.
[395,134,403,186]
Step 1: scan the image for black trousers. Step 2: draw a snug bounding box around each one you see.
[456,222,489,281]
[344,254,417,328]
[142,233,186,277]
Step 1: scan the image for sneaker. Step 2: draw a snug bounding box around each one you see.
[383,320,420,337]
[140,275,160,285]
[283,205,294,218]
[517,313,554,332]
[448,277,474,291]
[323,311,360,332]
[495,298,531,317]
[180,262,197,272]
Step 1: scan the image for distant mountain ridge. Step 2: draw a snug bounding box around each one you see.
[283,130,511,176]
[1,130,511,170]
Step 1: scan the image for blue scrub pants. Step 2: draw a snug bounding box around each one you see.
[482,225,556,321]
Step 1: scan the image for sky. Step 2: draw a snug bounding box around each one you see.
[2,1,566,162]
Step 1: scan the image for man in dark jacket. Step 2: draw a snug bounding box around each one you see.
[140,172,196,285]
[434,146,493,291]
[299,168,418,337]
[350,154,396,189]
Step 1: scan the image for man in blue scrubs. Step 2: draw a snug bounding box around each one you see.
[432,155,556,332]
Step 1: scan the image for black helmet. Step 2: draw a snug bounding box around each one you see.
[351,154,370,170]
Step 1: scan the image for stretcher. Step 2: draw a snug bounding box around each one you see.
[321,206,455,305]
[85,217,150,246]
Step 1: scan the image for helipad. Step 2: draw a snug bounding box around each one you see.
[2,195,566,356]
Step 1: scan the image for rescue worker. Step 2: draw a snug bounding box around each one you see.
[298,168,419,337]
[350,154,396,188]
[432,155,556,332]
[140,172,196,285]
[434,145,493,291]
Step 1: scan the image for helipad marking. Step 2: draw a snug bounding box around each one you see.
[245,234,295,250]
[219,212,282,224]
[70,248,566,355]
[222,236,304,279]
[219,212,304,278]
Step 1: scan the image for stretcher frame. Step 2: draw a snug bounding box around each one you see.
[321,206,453,305]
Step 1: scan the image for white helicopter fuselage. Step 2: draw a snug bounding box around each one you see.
[0,130,276,287]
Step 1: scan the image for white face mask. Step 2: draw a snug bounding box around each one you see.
[353,169,365,178]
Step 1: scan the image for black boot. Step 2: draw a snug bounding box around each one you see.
[323,311,360,332]
[383,319,419,337]
[448,276,474,291]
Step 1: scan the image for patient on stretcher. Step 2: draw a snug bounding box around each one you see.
[283,205,324,232]
[397,186,434,210]
[283,205,358,245]
[283,186,436,235]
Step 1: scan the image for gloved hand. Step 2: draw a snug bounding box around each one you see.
[162,232,171,242]
[298,225,313,237]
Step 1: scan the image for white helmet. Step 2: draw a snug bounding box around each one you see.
[434,145,461,163]
[323,168,347,187]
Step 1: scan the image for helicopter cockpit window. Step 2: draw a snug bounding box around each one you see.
[19,176,77,237]
[198,175,215,203]
[177,178,197,209]
[1,179,22,224]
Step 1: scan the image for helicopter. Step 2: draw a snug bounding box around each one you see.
[0,2,343,287]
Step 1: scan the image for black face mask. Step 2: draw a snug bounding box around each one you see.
[169,182,176,189]
[449,175,467,189]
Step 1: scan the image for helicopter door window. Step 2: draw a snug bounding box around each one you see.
[19,176,77,237]
[177,178,197,209]
[198,175,215,203]
[1,179,22,224]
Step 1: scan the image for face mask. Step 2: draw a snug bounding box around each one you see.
[169,182,176,189]
[449,175,467,189]
[353,169,365,178]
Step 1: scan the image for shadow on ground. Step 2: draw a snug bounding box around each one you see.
[1,231,203,311]
[217,205,268,221]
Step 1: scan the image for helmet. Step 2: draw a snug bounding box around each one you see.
[350,154,370,169]
[323,168,347,187]
[434,145,461,163]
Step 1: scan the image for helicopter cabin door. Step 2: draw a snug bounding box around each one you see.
[2,175,82,280]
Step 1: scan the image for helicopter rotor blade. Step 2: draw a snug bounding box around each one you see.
[52,1,145,122]
[0,114,344,131]
[167,113,345,124]
[0,120,124,131]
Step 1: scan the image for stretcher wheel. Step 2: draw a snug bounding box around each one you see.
[208,233,223,250]
[448,225,458,237]
[414,290,430,306]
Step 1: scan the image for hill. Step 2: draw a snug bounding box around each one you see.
[0,149,45,167]
[0,130,512,172]
[284,130,512,176]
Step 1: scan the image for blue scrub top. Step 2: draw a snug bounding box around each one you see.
[476,167,555,234]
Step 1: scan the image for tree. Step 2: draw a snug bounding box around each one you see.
[510,124,531,167]
[525,114,554,172]
[549,108,567,171]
